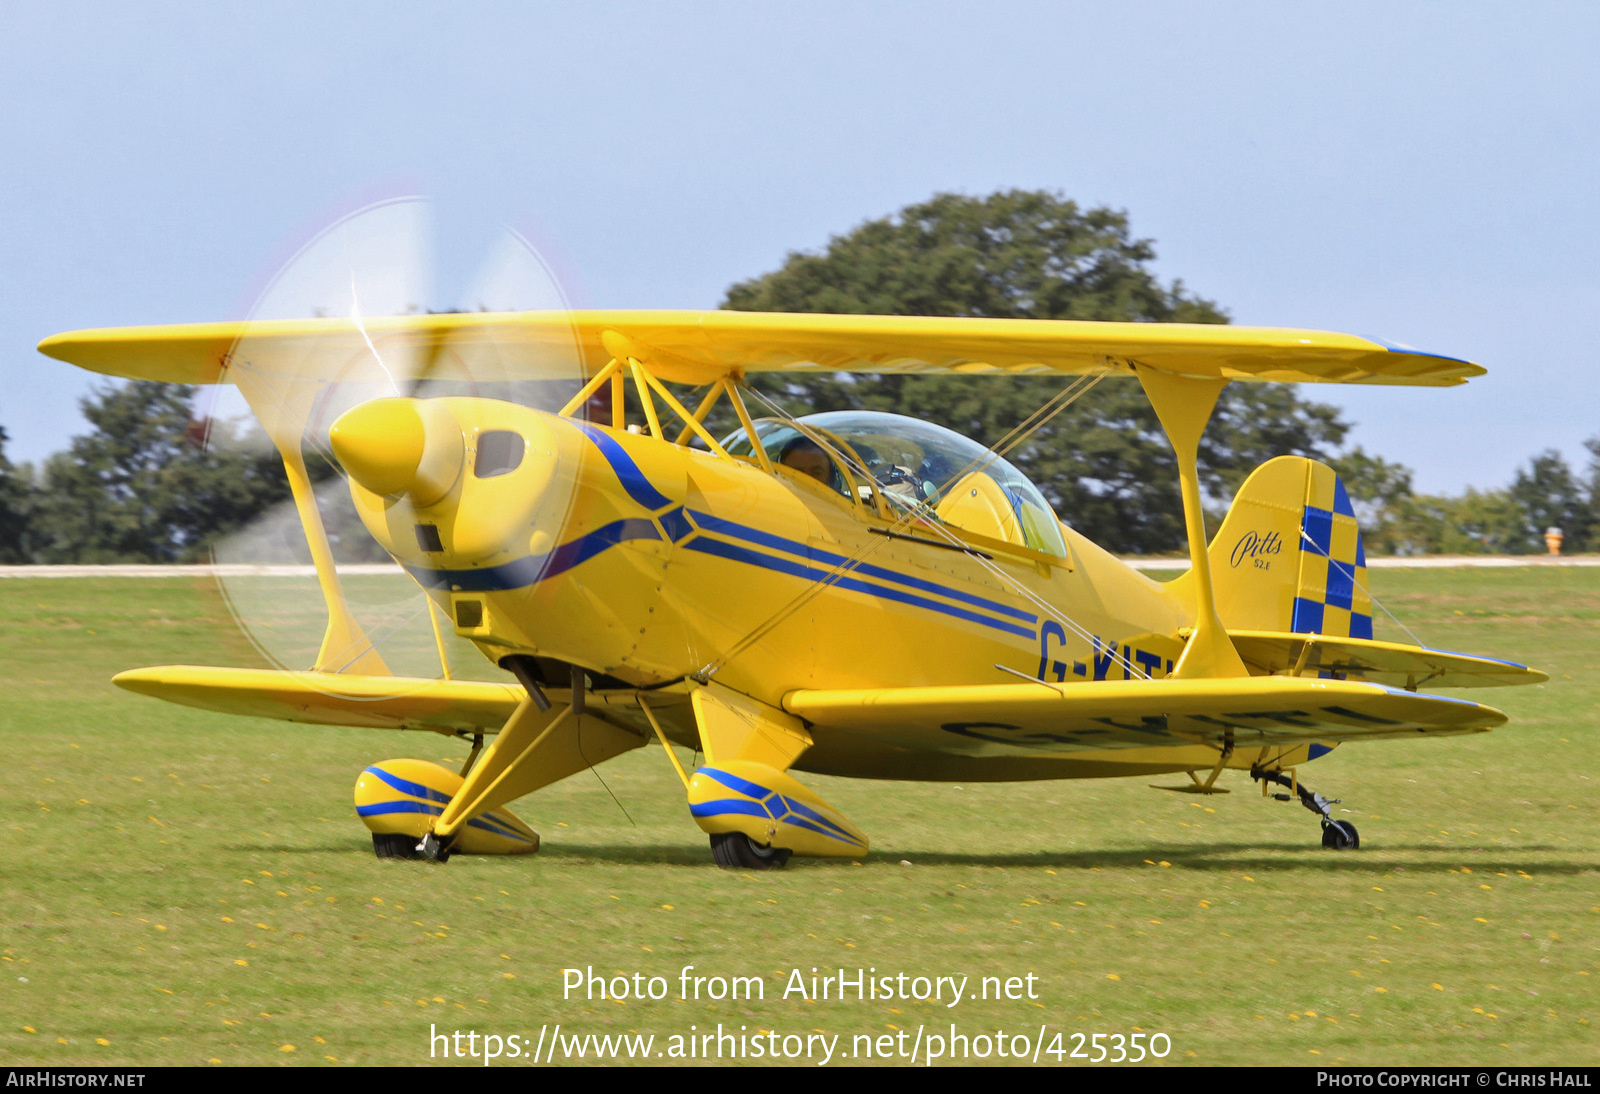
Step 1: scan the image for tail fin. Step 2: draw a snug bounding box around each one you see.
[1206,456,1372,638]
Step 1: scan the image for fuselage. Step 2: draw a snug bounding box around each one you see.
[341,397,1213,778]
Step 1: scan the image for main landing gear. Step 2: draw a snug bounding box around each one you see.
[372,832,456,862]
[1251,767,1360,850]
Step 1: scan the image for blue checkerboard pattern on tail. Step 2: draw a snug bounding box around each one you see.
[1290,466,1373,640]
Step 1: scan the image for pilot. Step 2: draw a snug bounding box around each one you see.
[778,435,832,486]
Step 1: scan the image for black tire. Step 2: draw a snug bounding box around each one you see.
[373,833,420,860]
[1321,820,1360,850]
[710,832,792,870]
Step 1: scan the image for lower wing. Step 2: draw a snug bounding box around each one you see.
[784,675,1505,755]
[112,665,640,734]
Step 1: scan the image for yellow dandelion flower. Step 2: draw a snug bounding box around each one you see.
[97,1038,109,1045]
[234,959,249,966]
[1107,973,1121,980]
[279,1044,295,1052]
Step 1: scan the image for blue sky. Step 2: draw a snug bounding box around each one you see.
[3,2,1597,494]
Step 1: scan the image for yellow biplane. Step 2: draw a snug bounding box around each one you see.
[39,302,1543,867]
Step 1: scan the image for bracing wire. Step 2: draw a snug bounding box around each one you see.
[1297,527,1424,648]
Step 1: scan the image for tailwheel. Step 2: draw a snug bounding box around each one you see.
[1252,766,1360,850]
[710,833,792,870]
[1321,820,1360,851]
[372,833,419,860]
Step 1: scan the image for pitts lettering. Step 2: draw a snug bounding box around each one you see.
[1229,529,1283,568]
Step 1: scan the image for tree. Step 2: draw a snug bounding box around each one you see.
[722,190,1351,553]
[1510,450,1594,554]
[1383,489,1530,555]
[0,426,33,563]
[1330,447,1415,554]
[28,383,297,563]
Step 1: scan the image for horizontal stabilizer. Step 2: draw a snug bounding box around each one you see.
[784,675,1505,757]
[112,665,639,734]
[1228,630,1547,689]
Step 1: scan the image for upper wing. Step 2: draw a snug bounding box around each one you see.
[112,665,641,734]
[784,675,1506,756]
[38,310,1483,388]
[1227,630,1547,689]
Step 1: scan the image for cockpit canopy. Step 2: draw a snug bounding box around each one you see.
[722,410,1068,557]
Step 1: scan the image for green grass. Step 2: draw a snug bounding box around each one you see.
[1,569,1596,1066]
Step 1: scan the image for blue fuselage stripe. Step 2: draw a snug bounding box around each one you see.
[574,422,675,510]
[685,536,1037,639]
[406,422,1039,639]
[687,510,1037,624]
[404,518,661,591]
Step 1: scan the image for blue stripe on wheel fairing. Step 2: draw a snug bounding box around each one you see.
[363,765,452,805]
[356,801,535,843]
[358,800,441,817]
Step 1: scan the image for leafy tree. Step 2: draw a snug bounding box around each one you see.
[1330,447,1416,554]
[1379,489,1530,555]
[28,383,297,563]
[1510,450,1594,554]
[0,426,33,563]
[722,190,1351,553]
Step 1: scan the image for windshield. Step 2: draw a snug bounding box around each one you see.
[721,411,1068,557]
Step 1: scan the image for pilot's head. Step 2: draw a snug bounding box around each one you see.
[778,435,831,486]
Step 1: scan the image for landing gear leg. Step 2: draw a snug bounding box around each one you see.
[1251,767,1359,850]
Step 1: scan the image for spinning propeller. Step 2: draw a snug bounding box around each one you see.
[207,198,588,692]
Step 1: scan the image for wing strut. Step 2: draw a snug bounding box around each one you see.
[1135,364,1248,679]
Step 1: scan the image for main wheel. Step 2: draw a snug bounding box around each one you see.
[710,833,792,870]
[372,833,420,859]
[1321,820,1360,850]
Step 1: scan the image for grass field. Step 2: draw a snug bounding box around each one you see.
[1,568,1596,1067]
